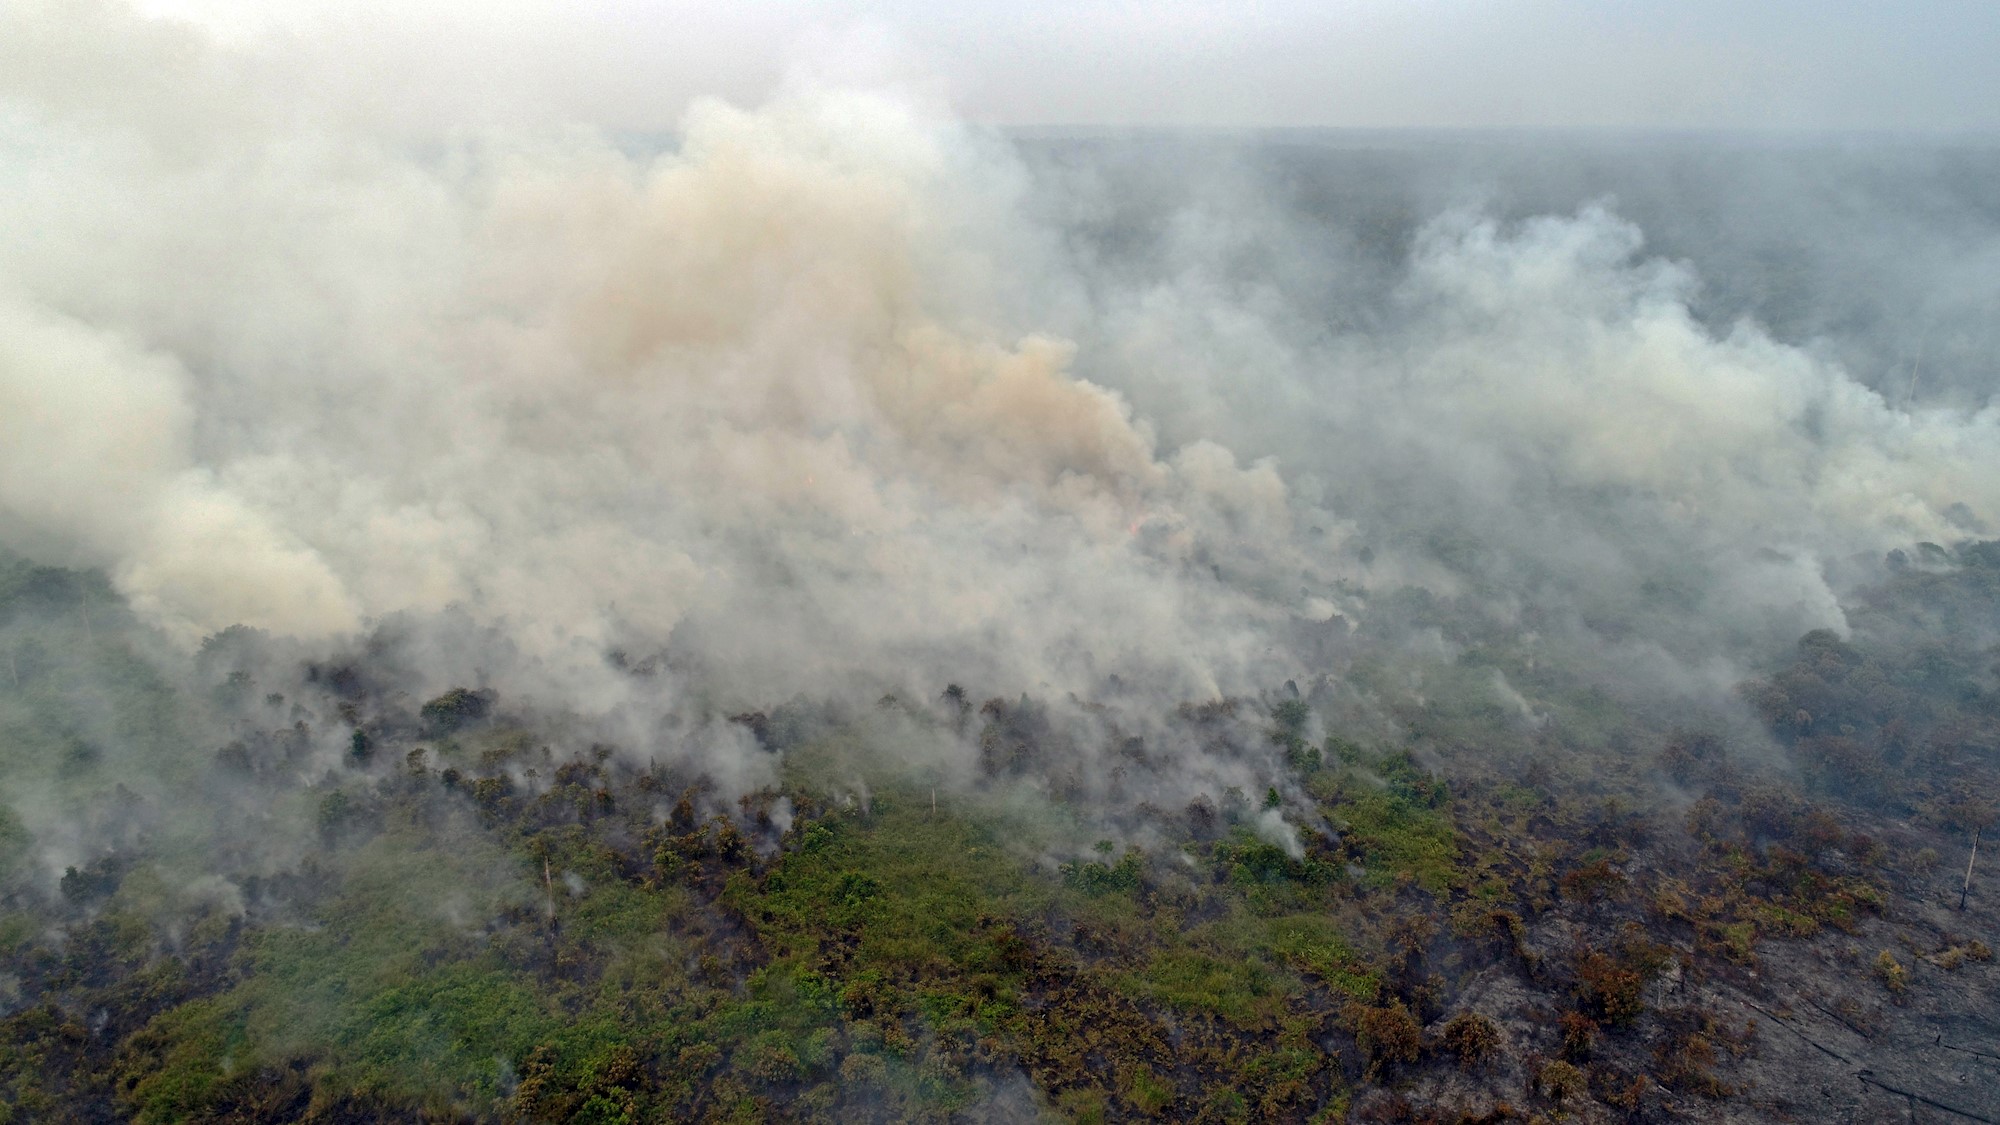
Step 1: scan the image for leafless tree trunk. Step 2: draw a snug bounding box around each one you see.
[1962,827,1980,912]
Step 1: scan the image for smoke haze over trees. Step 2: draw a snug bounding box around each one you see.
[5,5,2000,721]
[1,2,1999,1121]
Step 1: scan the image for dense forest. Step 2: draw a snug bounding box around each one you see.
[1,541,1994,1123]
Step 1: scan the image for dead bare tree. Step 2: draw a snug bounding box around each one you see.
[1962,827,1980,912]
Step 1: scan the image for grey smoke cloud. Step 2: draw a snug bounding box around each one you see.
[1049,144,2000,674]
[2,1,1997,744]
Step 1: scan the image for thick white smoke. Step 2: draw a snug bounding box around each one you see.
[1084,191,2000,669]
[0,5,1335,714]
[2,1,1996,728]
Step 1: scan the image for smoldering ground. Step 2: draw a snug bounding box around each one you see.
[2,1,1999,844]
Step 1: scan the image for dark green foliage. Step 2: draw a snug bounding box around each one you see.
[1272,698,1310,736]
[420,687,494,735]
[1214,832,1337,888]
[1377,750,1449,809]
[59,858,126,905]
[1059,850,1142,895]
[1273,700,1324,776]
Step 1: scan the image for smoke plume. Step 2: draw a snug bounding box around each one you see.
[2,1,1996,756]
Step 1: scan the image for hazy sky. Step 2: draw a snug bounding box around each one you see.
[125,0,2000,132]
